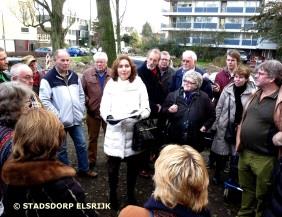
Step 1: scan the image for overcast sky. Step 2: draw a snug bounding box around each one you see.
[65,0,168,32]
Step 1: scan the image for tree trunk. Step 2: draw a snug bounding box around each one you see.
[96,0,117,65]
[116,0,121,54]
[50,0,65,51]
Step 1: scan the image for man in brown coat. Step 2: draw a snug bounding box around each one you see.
[81,52,111,172]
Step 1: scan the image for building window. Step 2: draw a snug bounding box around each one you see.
[21,27,29,33]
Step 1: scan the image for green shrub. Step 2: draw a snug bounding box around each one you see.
[213,55,226,67]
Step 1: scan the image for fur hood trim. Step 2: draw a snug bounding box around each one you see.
[2,159,76,186]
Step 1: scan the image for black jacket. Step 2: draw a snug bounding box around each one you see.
[162,88,215,152]
[138,62,165,117]
[263,157,282,217]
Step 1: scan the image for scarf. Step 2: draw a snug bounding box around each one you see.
[233,83,247,125]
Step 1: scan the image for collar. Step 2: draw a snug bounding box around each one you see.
[2,159,76,186]
[55,66,69,77]
[144,197,210,217]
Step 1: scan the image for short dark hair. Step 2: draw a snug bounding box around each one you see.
[111,55,137,83]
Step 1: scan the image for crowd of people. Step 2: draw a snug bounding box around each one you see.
[0,46,282,217]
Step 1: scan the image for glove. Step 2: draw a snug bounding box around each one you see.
[106,115,120,125]
[130,115,141,120]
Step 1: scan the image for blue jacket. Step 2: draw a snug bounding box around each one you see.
[39,67,85,128]
[170,67,213,99]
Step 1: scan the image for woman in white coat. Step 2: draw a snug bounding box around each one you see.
[211,66,256,184]
[100,55,150,210]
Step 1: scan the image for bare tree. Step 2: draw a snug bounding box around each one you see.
[96,0,116,65]
[13,0,75,51]
[111,0,127,54]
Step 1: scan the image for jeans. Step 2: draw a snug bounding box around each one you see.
[58,125,89,172]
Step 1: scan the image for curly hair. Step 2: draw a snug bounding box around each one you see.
[0,81,33,128]
[153,144,209,212]
[111,55,137,82]
[12,109,65,161]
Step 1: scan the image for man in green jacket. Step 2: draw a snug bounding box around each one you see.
[0,47,9,83]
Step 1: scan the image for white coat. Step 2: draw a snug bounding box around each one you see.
[100,76,150,158]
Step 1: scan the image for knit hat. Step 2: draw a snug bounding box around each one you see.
[22,55,36,66]
[182,70,203,88]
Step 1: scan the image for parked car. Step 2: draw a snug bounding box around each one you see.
[67,47,87,57]
[239,50,249,63]
[129,56,146,69]
[34,47,52,54]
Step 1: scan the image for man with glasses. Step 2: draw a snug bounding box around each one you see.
[170,50,213,99]
[158,51,175,97]
[236,60,282,217]
[10,63,42,108]
[137,48,165,178]
[0,47,9,83]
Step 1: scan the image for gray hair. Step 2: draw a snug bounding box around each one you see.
[182,50,197,61]
[10,63,32,79]
[147,48,161,59]
[0,81,33,128]
[93,52,108,62]
[183,70,203,88]
[256,60,282,86]
[160,51,171,60]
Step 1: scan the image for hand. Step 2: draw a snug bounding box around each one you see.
[200,126,207,132]
[106,115,120,125]
[212,83,220,92]
[168,104,178,113]
[156,104,162,113]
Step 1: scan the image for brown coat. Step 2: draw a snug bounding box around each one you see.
[81,66,111,118]
[236,86,282,157]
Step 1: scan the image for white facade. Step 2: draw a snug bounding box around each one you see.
[0,0,37,52]
[0,0,89,52]
[162,0,277,50]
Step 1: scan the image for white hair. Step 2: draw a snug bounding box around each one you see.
[93,52,108,62]
[10,63,32,79]
[182,50,197,61]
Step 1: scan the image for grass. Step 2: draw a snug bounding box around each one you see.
[71,56,92,63]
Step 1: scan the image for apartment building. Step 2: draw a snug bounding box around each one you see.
[162,0,277,56]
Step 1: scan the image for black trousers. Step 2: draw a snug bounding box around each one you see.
[107,154,141,201]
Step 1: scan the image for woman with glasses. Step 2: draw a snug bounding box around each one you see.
[162,71,215,152]
[211,66,256,185]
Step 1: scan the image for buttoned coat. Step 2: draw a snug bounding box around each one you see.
[211,81,256,155]
[81,66,111,118]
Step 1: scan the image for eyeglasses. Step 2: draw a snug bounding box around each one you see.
[256,71,270,77]
[183,80,196,85]
[182,59,190,63]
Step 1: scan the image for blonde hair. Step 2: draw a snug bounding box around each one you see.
[12,109,65,161]
[153,144,209,212]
